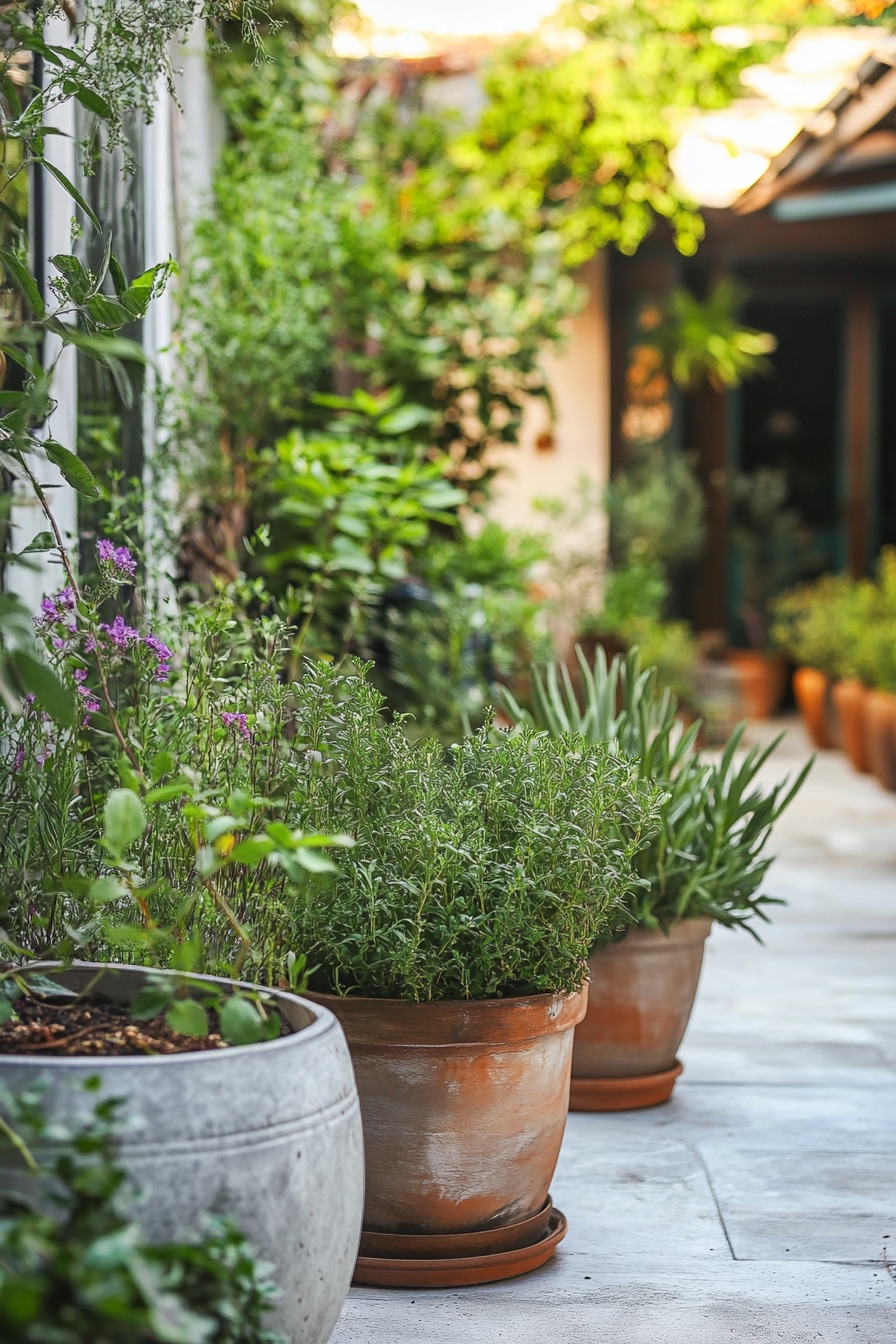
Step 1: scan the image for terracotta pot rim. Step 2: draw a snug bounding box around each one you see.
[305,987,587,1046]
[592,918,713,954]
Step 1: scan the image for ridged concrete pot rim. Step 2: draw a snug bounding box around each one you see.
[6,960,333,1066]
[0,962,365,1344]
[572,919,711,1110]
[307,985,586,1284]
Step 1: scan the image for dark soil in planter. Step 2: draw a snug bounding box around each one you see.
[0,994,232,1057]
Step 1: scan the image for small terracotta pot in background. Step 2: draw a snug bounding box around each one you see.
[571,919,712,1111]
[863,689,896,791]
[308,987,585,1285]
[832,679,870,774]
[792,666,833,749]
[724,650,788,720]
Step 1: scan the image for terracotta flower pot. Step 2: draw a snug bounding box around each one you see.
[309,989,586,1243]
[832,679,870,774]
[792,666,833,749]
[570,919,712,1111]
[863,689,896,791]
[724,650,788,719]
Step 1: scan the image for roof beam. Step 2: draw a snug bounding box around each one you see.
[734,61,896,214]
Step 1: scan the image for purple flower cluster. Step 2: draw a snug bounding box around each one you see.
[93,618,172,682]
[99,614,140,651]
[221,711,252,742]
[96,538,138,581]
[74,668,101,724]
[144,633,172,683]
[35,587,77,646]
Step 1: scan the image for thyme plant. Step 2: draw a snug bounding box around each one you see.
[500,647,809,938]
[289,664,663,1000]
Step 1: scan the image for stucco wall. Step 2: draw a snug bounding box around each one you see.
[486,253,610,541]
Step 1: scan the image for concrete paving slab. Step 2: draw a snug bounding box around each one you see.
[704,1150,896,1260]
[330,720,896,1342]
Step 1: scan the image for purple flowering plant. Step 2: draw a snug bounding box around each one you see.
[0,537,353,989]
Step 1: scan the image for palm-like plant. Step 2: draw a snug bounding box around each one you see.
[499,647,810,939]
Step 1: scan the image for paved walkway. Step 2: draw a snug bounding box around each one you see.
[332,721,896,1343]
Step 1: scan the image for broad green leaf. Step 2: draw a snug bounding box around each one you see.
[166,998,209,1038]
[131,982,175,1020]
[103,788,147,856]
[50,253,92,303]
[39,159,101,231]
[21,531,54,553]
[293,848,338,874]
[43,440,100,498]
[9,650,74,726]
[227,835,273,865]
[219,995,265,1046]
[0,249,45,317]
[144,782,187,805]
[205,815,240,843]
[88,877,129,905]
[149,750,176,783]
[71,87,114,118]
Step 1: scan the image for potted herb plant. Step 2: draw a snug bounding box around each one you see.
[285,664,661,1286]
[770,574,858,751]
[500,647,808,1110]
[727,468,805,719]
[853,551,896,791]
[0,543,365,1344]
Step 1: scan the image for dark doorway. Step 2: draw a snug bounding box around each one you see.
[729,297,845,641]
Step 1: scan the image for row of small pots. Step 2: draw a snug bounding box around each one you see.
[792,666,896,790]
[0,931,708,1338]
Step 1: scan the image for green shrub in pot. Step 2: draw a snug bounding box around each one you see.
[279,661,664,1267]
[292,662,662,1000]
[499,646,809,1109]
[501,646,808,937]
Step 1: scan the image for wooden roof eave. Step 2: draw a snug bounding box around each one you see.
[733,54,896,215]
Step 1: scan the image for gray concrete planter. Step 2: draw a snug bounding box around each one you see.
[0,963,364,1344]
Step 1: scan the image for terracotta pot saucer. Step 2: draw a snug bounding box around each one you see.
[353,1206,567,1289]
[570,1060,683,1112]
[359,1197,554,1260]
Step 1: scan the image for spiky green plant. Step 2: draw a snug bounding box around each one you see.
[499,647,810,939]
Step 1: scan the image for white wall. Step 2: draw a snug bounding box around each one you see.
[486,253,610,620]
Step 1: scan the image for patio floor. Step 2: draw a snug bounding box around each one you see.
[330,718,896,1344]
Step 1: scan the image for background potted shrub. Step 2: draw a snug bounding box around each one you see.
[501,647,808,1109]
[285,665,661,1285]
[852,551,896,791]
[770,574,859,750]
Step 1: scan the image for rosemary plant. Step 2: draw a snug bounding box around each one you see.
[499,647,810,939]
[286,665,662,1001]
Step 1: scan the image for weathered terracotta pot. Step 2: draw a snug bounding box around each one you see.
[571,919,712,1111]
[724,650,788,719]
[309,989,586,1240]
[832,679,870,773]
[863,689,896,791]
[792,666,833,749]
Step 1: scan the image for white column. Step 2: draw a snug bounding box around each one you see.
[8,14,78,609]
